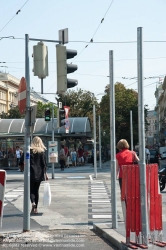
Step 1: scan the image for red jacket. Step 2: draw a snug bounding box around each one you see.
[116,149,133,178]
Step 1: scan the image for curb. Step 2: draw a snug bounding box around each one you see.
[93,224,130,250]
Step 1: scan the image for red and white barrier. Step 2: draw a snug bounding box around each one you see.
[0,170,6,227]
[121,164,164,248]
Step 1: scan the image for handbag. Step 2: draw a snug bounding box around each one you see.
[43,182,51,207]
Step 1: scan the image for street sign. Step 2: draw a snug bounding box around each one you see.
[0,170,6,227]
[64,106,70,133]
[18,77,27,114]
[59,28,68,44]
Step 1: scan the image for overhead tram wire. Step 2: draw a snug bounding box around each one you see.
[71,0,115,64]
[0,0,30,33]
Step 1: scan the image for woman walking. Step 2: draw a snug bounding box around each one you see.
[20,136,48,214]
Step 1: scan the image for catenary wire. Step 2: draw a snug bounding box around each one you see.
[71,0,115,63]
[0,0,29,33]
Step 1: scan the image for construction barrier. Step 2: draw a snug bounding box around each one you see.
[121,164,165,249]
[0,170,6,227]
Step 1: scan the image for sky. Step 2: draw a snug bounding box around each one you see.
[0,0,166,110]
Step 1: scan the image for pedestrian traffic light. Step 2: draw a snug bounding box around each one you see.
[56,44,78,94]
[45,109,51,122]
[57,107,66,128]
[33,42,49,79]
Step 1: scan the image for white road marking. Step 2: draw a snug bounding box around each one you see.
[91,200,110,203]
[5,194,19,198]
[92,215,112,219]
[67,176,86,179]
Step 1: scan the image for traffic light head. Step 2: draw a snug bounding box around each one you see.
[57,108,65,128]
[56,44,78,94]
[33,42,49,79]
[45,109,51,122]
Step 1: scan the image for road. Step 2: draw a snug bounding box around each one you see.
[0,163,119,249]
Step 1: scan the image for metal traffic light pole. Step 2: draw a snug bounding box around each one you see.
[52,104,55,179]
[137,27,148,246]
[24,34,31,232]
[109,50,117,229]
[24,34,61,232]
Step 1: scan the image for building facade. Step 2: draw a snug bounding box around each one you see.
[145,110,157,147]
[0,72,49,115]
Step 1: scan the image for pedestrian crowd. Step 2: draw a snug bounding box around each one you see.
[58,145,89,170]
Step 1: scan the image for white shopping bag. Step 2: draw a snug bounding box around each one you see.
[43,182,51,207]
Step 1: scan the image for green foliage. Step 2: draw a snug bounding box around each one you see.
[5,102,57,119]
[56,88,99,126]
[100,82,139,147]
[36,102,57,118]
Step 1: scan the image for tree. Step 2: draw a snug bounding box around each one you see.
[100,82,140,147]
[6,102,57,119]
[56,88,99,126]
[36,102,57,118]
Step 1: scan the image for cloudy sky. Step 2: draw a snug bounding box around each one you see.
[0,0,166,109]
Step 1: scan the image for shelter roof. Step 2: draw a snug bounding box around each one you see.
[0,117,92,138]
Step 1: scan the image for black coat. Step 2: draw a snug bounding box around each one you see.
[19,150,47,182]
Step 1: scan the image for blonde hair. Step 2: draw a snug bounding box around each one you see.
[117,139,129,150]
[30,136,47,154]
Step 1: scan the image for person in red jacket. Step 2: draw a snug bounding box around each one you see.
[116,139,139,192]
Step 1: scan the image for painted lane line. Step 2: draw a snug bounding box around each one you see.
[92,215,112,219]
[67,176,86,179]
[5,194,19,198]
[92,209,111,212]
[90,191,107,193]
[91,200,110,203]
[12,189,24,192]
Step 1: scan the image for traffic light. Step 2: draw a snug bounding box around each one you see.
[56,44,78,94]
[33,42,49,79]
[45,109,51,122]
[57,107,65,128]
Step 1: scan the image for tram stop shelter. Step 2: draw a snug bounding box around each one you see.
[0,117,92,169]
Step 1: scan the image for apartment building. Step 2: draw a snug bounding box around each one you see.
[145,110,157,147]
[0,72,49,114]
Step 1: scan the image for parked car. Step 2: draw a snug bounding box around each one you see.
[149,149,160,164]
[160,151,166,160]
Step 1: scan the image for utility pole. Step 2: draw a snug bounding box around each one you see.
[130,110,133,151]
[137,27,148,246]
[99,115,102,169]
[23,34,31,232]
[52,104,55,179]
[109,50,117,229]
[93,104,97,178]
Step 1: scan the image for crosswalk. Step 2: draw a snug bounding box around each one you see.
[3,186,24,207]
[88,180,113,227]
[3,179,115,228]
